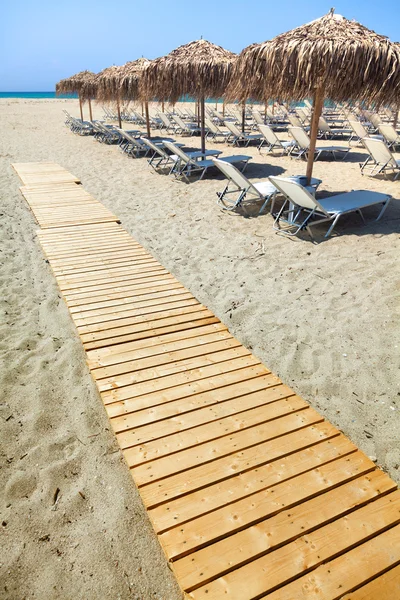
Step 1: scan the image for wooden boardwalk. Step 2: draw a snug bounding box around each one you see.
[14,162,400,599]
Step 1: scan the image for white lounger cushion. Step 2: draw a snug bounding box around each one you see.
[318,190,392,215]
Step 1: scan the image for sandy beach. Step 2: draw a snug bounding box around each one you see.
[1,98,399,599]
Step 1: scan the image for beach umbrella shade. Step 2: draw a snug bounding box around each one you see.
[80,65,126,128]
[141,39,236,153]
[56,70,96,121]
[228,9,400,182]
[82,60,152,132]
[118,58,152,137]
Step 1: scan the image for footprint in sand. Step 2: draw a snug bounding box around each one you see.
[5,470,37,502]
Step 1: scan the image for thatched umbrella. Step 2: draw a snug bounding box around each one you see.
[80,59,152,132]
[56,70,96,121]
[81,65,125,128]
[142,39,236,152]
[228,9,400,182]
[118,58,152,136]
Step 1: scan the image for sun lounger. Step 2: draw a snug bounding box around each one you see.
[212,158,321,214]
[289,127,350,161]
[205,118,230,142]
[378,124,400,150]
[157,113,177,133]
[360,137,400,179]
[257,125,296,155]
[163,141,250,182]
[172,114,201,136]
[318,116,352,139]
[224,121,262,146]
[269,176,391,238]
[348,120,383,146]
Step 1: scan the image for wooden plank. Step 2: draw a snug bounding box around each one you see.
[148,432,354,534]
[72,290,195,323]
[62,273,175,297]
[66,281,184,307]
[188,491,400,599]
[177,471,396,591]
[340,564,400,599]
[105,365,272,419]
[84,315,222,351]
[110,377,286,434]
[129,408,323,482]
[256,524,400,600]
[158,451,376,561]
[118,396,308,463]
[101,354,261,405]
[94,335,240,381]
[76,299,202,335]
[86,322,228,366]
[74,295,199,327]
[131,423,339,510]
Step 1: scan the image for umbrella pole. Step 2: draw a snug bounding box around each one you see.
[264,100,268,120]
[117,99,122,128]
[79,95,84,121]
[88,98,93,121]
[222,102,225,117]
[306,85,324,184]
[241,101,246,133]
[162,101,164,112]
[145,101,151,138]
[393,102,400,130]
[200,95,206,154]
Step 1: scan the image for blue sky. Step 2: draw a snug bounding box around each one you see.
[1,0,400,91]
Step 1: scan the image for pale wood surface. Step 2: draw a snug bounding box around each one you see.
[14,163,400,599]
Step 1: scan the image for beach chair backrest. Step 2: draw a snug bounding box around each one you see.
[378,123,399,144]
[304,99,312,110]
[173,115,187,129]
[140,137,168,159]
[288,114,303,128]
[362,138,396,166]
[205,118,218,134]
[211,158,258,195]
[369,113,382,128]
[159,113,172,127]
[162,141,192,165]
[225,121,241,136]
[252,110,264,125]
[318,116,331,133]
[288,126,310,149]
[258,124,279,146]
[349,120,368,139]
[269,177,328,214]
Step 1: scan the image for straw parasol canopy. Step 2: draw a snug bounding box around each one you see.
[228,9,400,181]
[119,57,151,100]
[80,60,152,131]
[142,39,236,152]
[56,70,96,120]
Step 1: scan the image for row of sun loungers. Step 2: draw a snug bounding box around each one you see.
[62,106,396,238]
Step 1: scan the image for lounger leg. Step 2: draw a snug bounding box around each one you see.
[324,214,341,237]
[375,199,391,220]
[259,193,272,215]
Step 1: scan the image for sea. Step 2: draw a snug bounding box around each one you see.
[0,92,311,108]
[0,92,77,99]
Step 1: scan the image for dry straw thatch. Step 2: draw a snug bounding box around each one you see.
[228,11,400,107]
[55,70,96,96]
[141,39,236,102]
[79,59,151,103]
[119,58,151,101]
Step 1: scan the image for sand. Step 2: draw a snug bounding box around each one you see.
[1,98,399,599]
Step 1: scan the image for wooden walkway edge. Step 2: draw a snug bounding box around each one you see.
[13,162,400,599]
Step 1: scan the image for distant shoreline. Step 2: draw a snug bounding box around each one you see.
[0,92,77,99]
